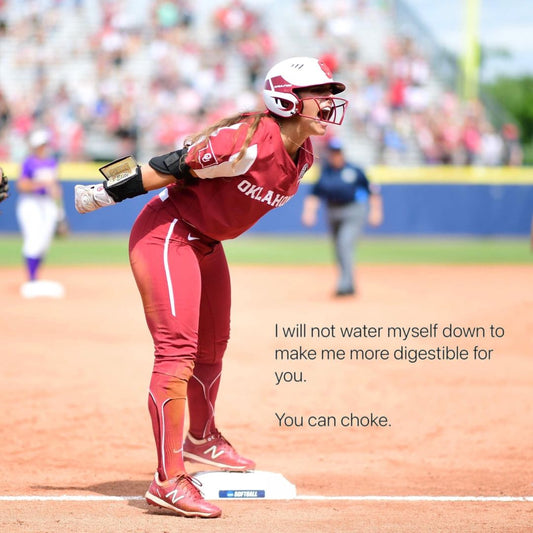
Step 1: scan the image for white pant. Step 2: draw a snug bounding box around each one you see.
[16,194,58,258]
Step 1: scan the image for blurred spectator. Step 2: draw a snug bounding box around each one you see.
[213,0,257,48]
[154,0,193,30]
[460,114,482,165]
[0,89,10,132]
[0,0,7,35]
[501,123,523,166]
[478,122,504,166]
[319,51,341,75]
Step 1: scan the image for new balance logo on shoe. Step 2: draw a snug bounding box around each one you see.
[165,489,185,505]
[183,430,256,471]
[204,446,225,460]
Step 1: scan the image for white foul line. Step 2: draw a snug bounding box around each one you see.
[0,495,532,502]
[0,495,143,501]
[296,495,533,502]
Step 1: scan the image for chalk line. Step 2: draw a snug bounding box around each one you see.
[0,495,531,502]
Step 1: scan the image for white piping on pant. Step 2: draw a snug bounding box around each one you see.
[191,371,222,438]
[163,218,178,317]
[149,391,176,481]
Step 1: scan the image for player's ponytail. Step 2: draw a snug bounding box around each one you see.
[185,111,270,168]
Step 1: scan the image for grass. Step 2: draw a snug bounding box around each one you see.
[225,235,532,265]
[0,235,130,266]
[0,234,531,266]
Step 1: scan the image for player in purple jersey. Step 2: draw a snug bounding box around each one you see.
[16,130,65,297]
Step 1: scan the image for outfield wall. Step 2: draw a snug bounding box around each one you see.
[0,164,531,236]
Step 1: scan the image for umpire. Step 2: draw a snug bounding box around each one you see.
[302,138,383,296]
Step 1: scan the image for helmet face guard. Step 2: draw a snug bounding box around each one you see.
[296,96,348,126]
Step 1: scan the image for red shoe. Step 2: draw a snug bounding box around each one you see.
[145,472,221,518]
[183,430,256,471]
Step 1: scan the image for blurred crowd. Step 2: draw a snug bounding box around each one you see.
[352,35,523,166]
[0,0,274,162]
[299,0,522,166]
[0,0,522,166]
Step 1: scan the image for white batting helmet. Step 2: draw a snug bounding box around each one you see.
[263,57,347,124]
[29,129,50,148]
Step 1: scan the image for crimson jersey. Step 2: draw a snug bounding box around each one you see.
[157,116,314,241]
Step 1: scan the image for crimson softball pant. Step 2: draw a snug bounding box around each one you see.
[129,198,230,480]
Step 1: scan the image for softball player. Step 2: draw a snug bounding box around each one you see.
[16,130,64,295]
[75,57,348,518]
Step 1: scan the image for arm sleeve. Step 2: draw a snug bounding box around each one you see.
[149,148,192,180]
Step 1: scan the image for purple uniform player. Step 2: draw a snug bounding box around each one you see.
[16,130,64,296]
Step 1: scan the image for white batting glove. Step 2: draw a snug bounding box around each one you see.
[74,183,116,214]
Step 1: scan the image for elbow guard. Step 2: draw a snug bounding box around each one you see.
[99,157,146,203]
[149,148,197,185]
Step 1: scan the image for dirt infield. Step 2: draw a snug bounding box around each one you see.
[1,263,532,532]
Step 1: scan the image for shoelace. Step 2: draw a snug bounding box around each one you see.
[175,474,204,498]
[209,429,232,448]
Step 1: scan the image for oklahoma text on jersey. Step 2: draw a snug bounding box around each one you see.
[237,179,293,207]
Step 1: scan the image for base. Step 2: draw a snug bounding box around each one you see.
[20,280,65,299]
[192,470,297,500]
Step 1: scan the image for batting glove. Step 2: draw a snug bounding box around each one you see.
[74,183,116,214]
